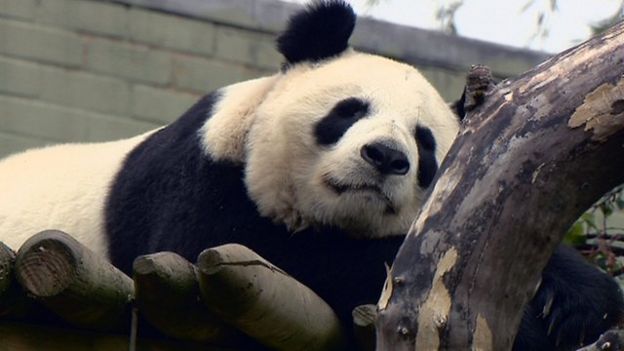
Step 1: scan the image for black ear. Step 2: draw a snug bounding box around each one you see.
[277,0,356,65]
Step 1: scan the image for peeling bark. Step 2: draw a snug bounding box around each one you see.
[569,79,624,141]
[377,22,624,350]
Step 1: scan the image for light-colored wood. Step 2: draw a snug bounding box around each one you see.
[14,230,133,331]
[197,243,346,351]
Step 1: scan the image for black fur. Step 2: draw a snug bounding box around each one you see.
[106,93,623,350]
[514,245,623,351]
[451,88,467,121]
[314,97,369,146]
[414,126,437,188]
[277,0,355,65]
[105,92,403,349]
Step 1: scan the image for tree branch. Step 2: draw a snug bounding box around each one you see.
[377,21,624,350]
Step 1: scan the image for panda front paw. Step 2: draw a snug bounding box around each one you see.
[537,287,609,348]
[530,245,624,350]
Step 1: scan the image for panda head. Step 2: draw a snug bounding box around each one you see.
[201,0,459,237]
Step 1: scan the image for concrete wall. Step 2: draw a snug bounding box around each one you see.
[0,0,549,159]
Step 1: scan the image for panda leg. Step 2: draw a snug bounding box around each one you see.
[514,244,624,351]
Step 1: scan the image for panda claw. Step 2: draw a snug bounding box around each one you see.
[547,309,561,336]
[541,291,555,318]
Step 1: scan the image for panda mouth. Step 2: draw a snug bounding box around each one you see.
[323,178,397,215]
[327,181,380,194]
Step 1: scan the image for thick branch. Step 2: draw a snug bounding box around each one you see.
[377,22,624,350]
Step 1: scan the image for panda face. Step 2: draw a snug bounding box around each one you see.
[244,51,459,237]
[200,1,459,237]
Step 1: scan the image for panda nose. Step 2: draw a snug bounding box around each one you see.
[360,143,410,176]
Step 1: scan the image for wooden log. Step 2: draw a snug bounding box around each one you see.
[196,244,346,351]
[352,304,376,351]
[133,252,246,345]
[0,242,41,320]
[14,230,133,331]
[0,321,229,351]
[0,242,26,317]
[0,242,14,295]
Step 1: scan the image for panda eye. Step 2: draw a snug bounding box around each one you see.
[414,125,438,188]
[415,126,436,151]
[334,98,369,119]
[314,98,370,146]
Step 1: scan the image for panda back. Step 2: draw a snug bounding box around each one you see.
[104,93,263,272]
[0,132,153,256]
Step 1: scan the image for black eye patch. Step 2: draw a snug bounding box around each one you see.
[415,126,438,188]
[314,98,369,146]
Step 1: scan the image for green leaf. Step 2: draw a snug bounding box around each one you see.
[580,213,597,229]
[601,203,614,217]
[564,221,586,246]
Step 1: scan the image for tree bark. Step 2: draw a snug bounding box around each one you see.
[377,21,624,350]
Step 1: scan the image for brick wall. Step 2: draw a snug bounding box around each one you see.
[0,0,548,158]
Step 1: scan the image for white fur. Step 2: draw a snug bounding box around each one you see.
[200,76,279,163]
[0,131,156,256]
[203,50,459,237]
[0,51,459,253]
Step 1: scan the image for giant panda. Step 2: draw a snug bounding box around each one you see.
[0,1,621,350]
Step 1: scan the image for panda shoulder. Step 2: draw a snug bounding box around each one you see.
[199,76,279,163]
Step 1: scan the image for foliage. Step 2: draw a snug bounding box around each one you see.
[396,0,624,43]
[366,0,623,45]
[507,0,623,45]
[434,0,463,35]
[564,184,624,275]
[591,1,624,35]
[520,0,558,46]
